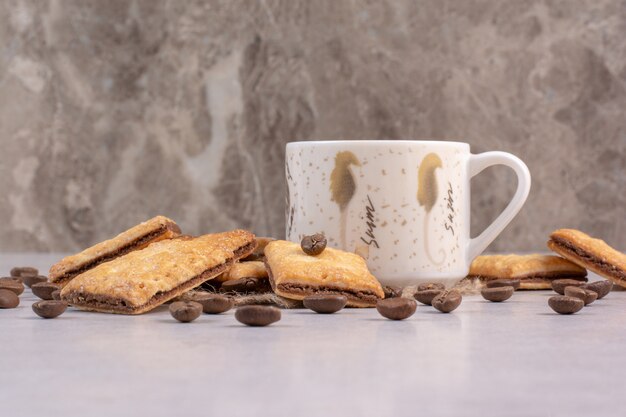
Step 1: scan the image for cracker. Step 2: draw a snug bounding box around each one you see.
[49,216,181,287]
[548,229,626,287]
[468,254,587,290]
[240,237,275,261]
[264,240,384,307]
[215,261,268,283]
[60,230,256,314]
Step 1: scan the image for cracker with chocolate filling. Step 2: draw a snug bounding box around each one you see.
[548,229,626,288]
[264,240,384,307]
[215,261,268,283]
[468,254,587,290]
[214,260,271,293]
[49,216,181,287]
[60,230,256,314]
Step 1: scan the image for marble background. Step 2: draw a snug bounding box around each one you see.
[0,0,624,252]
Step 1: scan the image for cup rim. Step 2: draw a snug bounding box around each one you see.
[286,140,470,149]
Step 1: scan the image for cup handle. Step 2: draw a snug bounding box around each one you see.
[467,151,531,262]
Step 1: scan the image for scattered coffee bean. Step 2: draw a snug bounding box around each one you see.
[51,290,62,301]
[564,286,597,306]
[432,290,462,313]
[383,285,402,299]
[417,282,445,292]
[10,266,38,278]
[303,294,347,314]
[32,300,67,319]
[0,289,20,309]
[0,277,24,296]
[486,279,521,290]
[481,286,514,302]
[414,289,443,306]
[300,233,327,256]
[220,277,271,294]
[582,280,613,299]
[548,295,584,314]
[551,279,586,295]
[376,298,417,320]
[196,294,234,314]
[32,282,61,300]
[22,275,48,288]
[235,305,281,326]
[169,301,203,322]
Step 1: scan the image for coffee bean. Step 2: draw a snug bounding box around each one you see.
[548,295,584,314]
[0,289,20,309]
[414,289,443,306]
[383,285,402,299]
[551,279,586,295]
[220,277,271,294]
[169,301,203,322]
[376,298,417,320]
[417,282,445,292]
[32,282,61,300]
[303,294,347,314]
[10,266,38,278]
[583,280,613,299]
[0,277,24,296]
[432,290,462,313]
[196,294,233,314]
[481,286,514,302]
[235,305,281,326]
[22,275,48,288]
[300,233,327,256]
[486,279,521,290]
[564,286,597,306]
[32,300,67,319]
[51,290,62,301]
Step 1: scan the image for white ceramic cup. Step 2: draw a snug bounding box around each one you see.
[285,140,531,286]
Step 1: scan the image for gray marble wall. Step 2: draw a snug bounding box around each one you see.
[1,0,624,252]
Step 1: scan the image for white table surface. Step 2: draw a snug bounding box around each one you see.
[1,253,624,417]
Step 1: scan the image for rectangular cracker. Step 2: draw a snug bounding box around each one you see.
[50,216,181,287]
[548,229,626,287]
[216,261,268,283]
[60,230,256,314]
[264,240,384,307]
[468,254,587,290]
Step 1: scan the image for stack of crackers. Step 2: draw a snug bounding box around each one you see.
[50,216,385,315]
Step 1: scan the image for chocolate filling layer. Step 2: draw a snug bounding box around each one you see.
[551,238,626,282]
[277,283,379,304]
[56,223,180,284]
[518,276,586,284]
[265,261,379,305]
[64,240,256,314]
[470,274,587,282]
